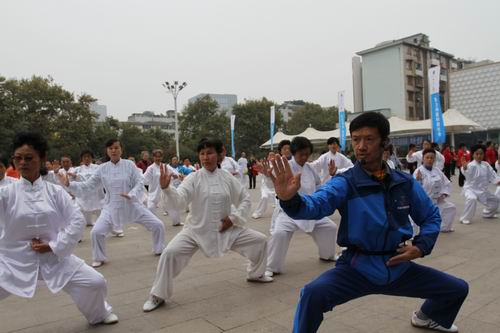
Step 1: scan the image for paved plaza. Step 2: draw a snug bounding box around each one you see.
[2,175,500,333]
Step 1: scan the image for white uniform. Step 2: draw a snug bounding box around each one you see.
[407,150,445,170]
[68,159,166,262]
[238,157,248,187]
[143,163,181,226]
[149,167,268,301]
[460,160,500,222]
[0,175,17,187]
[74,164,104,226]
[221,156,241,178]
[414,165,457,232]
[310,151,353,184]
[252,172,275,218]
[267,158,338,274]
[0,177,112,324]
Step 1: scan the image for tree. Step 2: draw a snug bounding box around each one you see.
[285,103,339,134]
[231,98,283,157]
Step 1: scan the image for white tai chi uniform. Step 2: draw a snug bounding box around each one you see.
[238,157,248,187]
[252,172,275,218]
[310,151,353,184]
[414,165,457,232]
[221,156,241,178]
[407,150,445,170]
[144,163,181,226]
[0,175,17,187]
[149,167,268,301]
[460,160,500,222]
[67,159,166,262]
[267,158,338,274]
[0,177,112,324]
[74,164,104,226]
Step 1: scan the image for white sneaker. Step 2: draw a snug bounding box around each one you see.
[251,213,261,219]
[460,220,471,225]
[483,213,498,219]
[91,261,104,268]
[264,270,281,277]
[143,295,165,312]
[101,313,119,325]
[247,275,274,283]
[411,311,458,332]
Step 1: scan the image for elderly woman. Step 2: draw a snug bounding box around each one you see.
[0,133,117,325]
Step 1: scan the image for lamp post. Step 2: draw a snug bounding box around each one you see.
[162,81,187,159]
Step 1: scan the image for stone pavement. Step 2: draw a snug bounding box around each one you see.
[2,175,500,333]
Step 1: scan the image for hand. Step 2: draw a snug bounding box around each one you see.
[415,169,422,181]
[66,172,76,178]
[269,155,301,201]
[328,159,337,176]
[219,216,233,233]
[31,238,53,253]
[386,245,422,267]
[159,164,172,189]
[57,172,70,187]
[120,193,131,200]
[461,156,468,170]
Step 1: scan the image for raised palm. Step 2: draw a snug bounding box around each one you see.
[159,164,173,189]
[269,155,301,201]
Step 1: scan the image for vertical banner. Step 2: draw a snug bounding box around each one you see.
[338,91,346,151]
[270,106,276,151]
[230,114,236,159]
[428,66,446,144]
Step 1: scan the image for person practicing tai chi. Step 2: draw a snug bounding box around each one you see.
[407,139,445,171]
[0,133,118,325]
[143,138,272,313]
[459,144,500,225]
[265,136,338,277]
[58,139,166,268]
[270,112,468,333]
[414,149,457,232]
[310,137,353,184]
[251,151,277,219]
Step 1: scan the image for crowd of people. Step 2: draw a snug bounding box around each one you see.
[2,112,500,332]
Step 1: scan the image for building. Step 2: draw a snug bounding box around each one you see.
[126,110,175,134]
[90,102,107,122]
[450,61,500,141]
[278,100,306,123]
[353,33,469,120]
[188,93,237,115]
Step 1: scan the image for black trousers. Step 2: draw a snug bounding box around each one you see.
[248,174,256,189]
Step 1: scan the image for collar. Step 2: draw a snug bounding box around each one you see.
[349,161,406,189]
[21,176,44,189]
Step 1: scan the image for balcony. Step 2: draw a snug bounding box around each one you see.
[440,74,448,81]
[431,58,440,66]
[415,69,424,77]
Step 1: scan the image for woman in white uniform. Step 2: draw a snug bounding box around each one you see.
[414,149,457,232]
[266,137,338,276]
[143,149,182,226]
[0,133,118,325]
[59,139,166,268]
[251,151,276,219]
[460,144,500,224]
[73,150,104,227]
[143,138,272,312]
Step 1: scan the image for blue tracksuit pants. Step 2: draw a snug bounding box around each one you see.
[293,261,468,333]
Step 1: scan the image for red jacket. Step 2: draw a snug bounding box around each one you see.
[457,149,470,167]
[486,147,497,165]
[442,148,452,164]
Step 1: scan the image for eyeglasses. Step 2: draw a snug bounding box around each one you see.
[12,155,35,163]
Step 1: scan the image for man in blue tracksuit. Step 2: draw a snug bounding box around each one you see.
[269,112,468,333]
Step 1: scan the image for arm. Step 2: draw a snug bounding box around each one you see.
[143,165,154,186]
[127,163,145,200]
[336,154,354,174]
[48,189,86,258]
[228,176,251,227]
[408,179,441,256]
[406,150,418,163]
[67,168,102,196]
[161,172,194,211]
[279,176,349,220]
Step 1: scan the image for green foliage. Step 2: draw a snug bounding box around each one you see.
[285,103,339,134]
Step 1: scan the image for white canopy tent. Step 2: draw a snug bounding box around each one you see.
[260,109,483,149]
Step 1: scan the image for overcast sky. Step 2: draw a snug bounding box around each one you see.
[1,0,499,120]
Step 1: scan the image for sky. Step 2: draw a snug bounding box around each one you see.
[1,0,499,121]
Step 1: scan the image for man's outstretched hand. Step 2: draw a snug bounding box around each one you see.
[269,155,301,201]
[386,245,422,267]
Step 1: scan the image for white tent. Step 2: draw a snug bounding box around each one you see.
[260,109,482,149]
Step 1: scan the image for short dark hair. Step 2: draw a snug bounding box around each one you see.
[80,150,94,158]
[291,136,313,155]
[197,138,223,154]
[422,148,436,157]
[105,138,120,148]
[349,112,389,141]
[13,132,48,160]
[327,137,339,145]
[409,143,416,149]
[422,139,432,145]
[471,144,486,156]
[278,139,291,154]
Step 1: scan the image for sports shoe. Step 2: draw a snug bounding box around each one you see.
[319,256,337,262]
[264,271,281,277]
[101,313,119,325]
[143,295,165,312]
[247,275,274,283]
[411,311,458,332]
[172,223,184,227]
[91,261,104,268]
[251,213,261,219]
[483,213,498,219]
[460,220,471,225]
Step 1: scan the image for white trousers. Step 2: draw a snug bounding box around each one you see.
[149,228,268,301]
[267,217,337,273]
[253,189,275,218]
[0,264,112,325]
[91,205,166,261]
[240,173,248,188]
[82,210,101,226]
[436,199,457,231]
[460,190,499,222]
[147,200,181,226]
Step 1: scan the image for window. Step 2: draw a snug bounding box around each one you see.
[407,91,414,101]
[407,76,414,86]
[405,60,413,70]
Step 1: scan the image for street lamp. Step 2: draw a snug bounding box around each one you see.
[162,81,187,159]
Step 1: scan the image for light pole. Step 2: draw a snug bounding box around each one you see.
[163,81,187,159]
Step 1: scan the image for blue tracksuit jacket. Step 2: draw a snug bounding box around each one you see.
[280,162,441,285]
